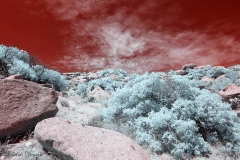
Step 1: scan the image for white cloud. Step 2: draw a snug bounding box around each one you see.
[43,0,240,74]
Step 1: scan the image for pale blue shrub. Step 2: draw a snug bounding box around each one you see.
[187,65,212,80]
[0,45,68,91]
[187,65,229,80]
[206,67,228,78]
[225,69,239,82]
[100,72,240,159]
[76,78,123,98]
[235,80,240,87]
[98,68,128,78]
[210,76,232,91]
[32,65,46,79]
[88,78,123,93]
[76,83,88,97]
[188,66,238,92]
[39,69,68,91]
[8,58,36,81]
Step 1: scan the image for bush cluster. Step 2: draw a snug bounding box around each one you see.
[99,72,240,159]
[187,65,239,92]
[0,45,68,91]
[98,68,128,78]
[76,77,123,98]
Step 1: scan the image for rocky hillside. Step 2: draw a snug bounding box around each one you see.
[1,64,240,160]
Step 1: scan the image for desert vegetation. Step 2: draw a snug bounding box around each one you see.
[87,69,240,159]
[0,45,68,91]
[2,44,240,159]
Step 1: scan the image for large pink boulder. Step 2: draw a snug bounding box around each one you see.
[0,79,58,139]
[218,83,240,101]
[34,117,150,160]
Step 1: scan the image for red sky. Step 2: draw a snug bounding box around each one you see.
[0,0,240,74]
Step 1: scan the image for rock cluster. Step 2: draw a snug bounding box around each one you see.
[1,64,240,160]
[0,73,150,160]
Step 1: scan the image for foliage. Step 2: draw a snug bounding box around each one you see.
[188,65,239,92]
[98,68,128,78]
[100,72,240,159]
[209,76,232,91]
[8,58,36,81]
[0,45,68,91]
[76,77,123,97]
[76,83,88,98]
[39,69,68,91]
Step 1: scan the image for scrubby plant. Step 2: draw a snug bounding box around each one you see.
[187,65,230,80]
[76,77,123,98]
[235,80,240,87]
[8,58,36,81]
[188,66,239,93]
[187,65,212,80]
[38,69,68,91]
[98,68,128,78]
[225,69,239,82]
[99,72,240,159]
[209,76,232,91]
[0,45,68,91]
[76,83,88,98]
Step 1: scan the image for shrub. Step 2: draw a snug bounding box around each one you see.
[75,77,123,98]
[210,76,232,91]
[0,45,68,91]
[187,65,228,80]
[39,69,68,91]
[235,80,240,87]
[8,58,36,81]
[187,65,212,80]
[225,69,239,82]
[98,68,128,78]
[100,72,240,159]
[76,83,88,97]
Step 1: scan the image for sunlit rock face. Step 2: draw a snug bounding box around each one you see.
[1,1,240,74]
[0,78,58,139]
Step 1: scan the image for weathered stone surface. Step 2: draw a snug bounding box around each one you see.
[193,65,208,69]
[5,74,22,80]
[90,86,111,102]
[88,72,98,79]
[175,70,188,75]
[201,76,215,82]
[0,79,58,139]
[0,139,54,160]
[34,117,150,160]
[182,63,197,70]
[219,83,240,101]
[0,75,5,79]
[40,84,53,89]
[231,65,240,71]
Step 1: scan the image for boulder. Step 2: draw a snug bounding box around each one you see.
[88,72,98,79]
[5,74,22,80]
[218,83,240,101]
[231,65,240,71]
[0,75,5,79]
[201,76,215,82]
[40,84,53,89]
[34,117,150,160]
[90,86,111,102]
[175,70,188,75]
[182,63,197,70]
[0,79,58,139]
